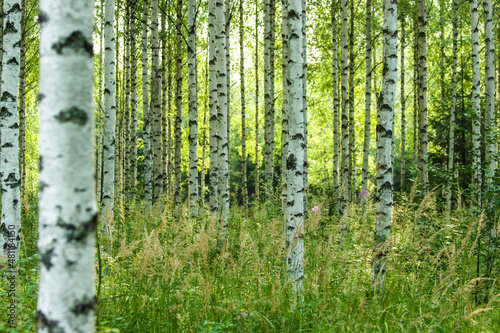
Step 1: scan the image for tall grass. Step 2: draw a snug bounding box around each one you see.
[1,193,499,332]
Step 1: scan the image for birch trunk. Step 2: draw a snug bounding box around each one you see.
[0,0,21,262]
[283,0,305,298]
[281,0,289,228]
[209,0,219,216]
[215,0,229,240]
[264,0,276,201]
[371,0,396,291]
[201,58,209,206]
[142,0,152,205]
[37,0,96,330]
[361,0,372,194]
[254,1,260,204]
[0,0,3,97]
[302,0,308,213]
[470,0,481,206]
[400,4,406,191]
[123,5,131,198]
[483,0,495,189]
[151,0,163,202]
[161,5,167,197]
[339,0,349,216]
[129,0,138,200]
[102,0,117,235]
[174,0,183,208]
[331,1,339,200]
[348,0,355,202]
[417,0,429,194]
[226,0,231,175]
[167,20,173,198]
[240,0,248,210]
[446,0,458,222]
[188,0,199,218]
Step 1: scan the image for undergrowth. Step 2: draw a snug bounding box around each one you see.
[1,192,499,332]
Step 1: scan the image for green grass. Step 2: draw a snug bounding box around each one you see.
[1,192,499,332]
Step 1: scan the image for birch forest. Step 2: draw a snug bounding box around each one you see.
[1,0,500,331]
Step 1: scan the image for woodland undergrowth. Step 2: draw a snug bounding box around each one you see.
[1,191,500,332]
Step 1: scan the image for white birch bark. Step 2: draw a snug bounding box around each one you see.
[470,0,481,206]
[188,0,199,218]
[483,0,495,189]
[161,5,167,198]
[281,0,289,228]
[361,0,372,194]
[339,0,349,216]
[264,0,276,201]
[174,0,183,208]
[283,0,305,298]
[129,0,138,199]
[254,2,260,203]
[37,0,96,330]
[302,0,308,213]
[400,4,406,191]
[446,0,458,222]
[123,4,131,198]
[417,0,428,193]
[371,0,396,292]
[215,0,229,240]
[209,0,219,216]
[331,1,339,201]
[225,0,231,174]
[151,0,162,202]
[0,0,21,262]
[348,0,355,202]
[142,0,152,206]
[18,0,26,195]
[102,0,116,235]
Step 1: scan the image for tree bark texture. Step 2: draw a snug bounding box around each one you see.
[339,0,349,216]
[174,0,183,208]
[151,0,162,202]
[240,0,248,210]
[361,0,372,194]
[142,0,152,206]
[331,1,339,200]
[470,0,481,206]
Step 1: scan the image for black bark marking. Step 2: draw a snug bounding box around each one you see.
[37,311,63,333]
[0,107,13,119]
[286,153,297,171]
[2,142,13,148]
[4,22,17,34]
[40,248,55,270]
[71,296,96,315]
[9,122,19,129]
[55,107,88,126]
[39,181,49,191]
[38,11,49,24]
[38,94,46,102]
[39,156,44,171]
[52,31,93,57]
[7,3,21,14]
[1,91,16,102]
[5,173,20,188]
[7,57,19,65]
[56,214,97,242]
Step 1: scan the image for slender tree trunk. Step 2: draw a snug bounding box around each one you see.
[470,0,481,206]
[209,0,219,216]
[130,0,138,200]
[331,1,339,201]
[226,0,231,178]
[361,0,372,194]
[123,3,131,198]
[413,17,418,172]
[240,0,248,210]
[0,0,3,99]
[371,0,396,292]
[281,0,289,229]
[348,0,355,202]
[102,0,117,238]
[302,0,308,214]
[483,0,495,190]
[161,3,167,197]
[18,0,26,196]
[446,0,458,222]
[283,0,305,298]
[151,0,163,202]
[174,0,183,208]
[96,0,104,205]
[0,0,21,263]
[339,0,349,216]
[417,0,429,194]
[114,15,122,203]
[201,57,209,206]
[254,1,260,204]
[215,0,229,241]
[188,0,199,218]
[167,19,173,198]
[400,3,406,191]
[142,0,152,205]
[264,0,276,201]
[37,0,96,330]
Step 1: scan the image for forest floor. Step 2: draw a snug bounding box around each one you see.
[1,192,500,332]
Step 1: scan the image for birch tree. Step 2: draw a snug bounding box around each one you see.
[400,2,406,190]
[37,0,96,330]
[254,1,260,203]
[18,0,26,195]
[470,0,481,206]
[151,0,162,202]
[102,0,116,234]
[281,0,289,226]
[339,0,349,216]
[348,0,355,202]
[188,0,199,218]
[283,0,305,298]
[264,0,276,201]
[483,0,495,189]
[331,0,339,200]
[129,0,138,199]
[417,0,428,193]
[446,0,458,222]
[371,0,396,292]
[0,0,21,261]
[142,0,152,205]
[361,0,372,194]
